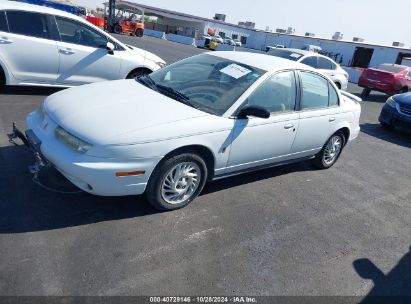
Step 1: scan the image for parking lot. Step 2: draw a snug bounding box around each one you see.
[0,35,410,297]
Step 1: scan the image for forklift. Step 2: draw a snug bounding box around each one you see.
[104,0,144,37]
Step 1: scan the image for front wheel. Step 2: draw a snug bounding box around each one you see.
[380,122,394,130]
[126,69,151,79]
[312,132,345,169]
[135,28,144,37]
[146,153,208,211]
[113,24,122,34]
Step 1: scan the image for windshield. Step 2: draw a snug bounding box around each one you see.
[145,54,266,116]
[267,49,303,61]
[377,64,406,73]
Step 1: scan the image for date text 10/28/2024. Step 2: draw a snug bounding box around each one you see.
[150,297,257,303]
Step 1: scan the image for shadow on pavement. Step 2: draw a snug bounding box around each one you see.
[0,145,157,234]
[0,143,313,234]
[352,92,388,103]
[360,123,411,148]
[353,246,411,302]
[202,160,312,195]
[0,86,64,96]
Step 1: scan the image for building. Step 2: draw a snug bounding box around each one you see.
[114,1,411,71]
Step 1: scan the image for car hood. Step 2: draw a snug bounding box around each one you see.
[393,92,411,106]
[44,80,209,145]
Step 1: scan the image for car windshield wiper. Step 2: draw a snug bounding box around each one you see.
[136,75,158,91]
[155,84,194,107]
[137,77,194,107]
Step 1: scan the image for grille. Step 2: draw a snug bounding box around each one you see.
[399,106,411,116]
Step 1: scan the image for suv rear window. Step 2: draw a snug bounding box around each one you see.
[0,11,8,32]
[7,11,50,39]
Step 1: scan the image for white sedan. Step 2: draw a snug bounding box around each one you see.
[267,48,349,90]
[0,1,165,88]
[21,52,361,210]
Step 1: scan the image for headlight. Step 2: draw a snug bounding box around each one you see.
[55,126,92,154]
[156,61,166,68]
[386,97,397,108]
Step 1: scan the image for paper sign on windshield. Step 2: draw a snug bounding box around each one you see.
[220,64,252,79]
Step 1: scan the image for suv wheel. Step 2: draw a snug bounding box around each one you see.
[313,132,345,169]
[361,88,371,97]
[146,153,208,211]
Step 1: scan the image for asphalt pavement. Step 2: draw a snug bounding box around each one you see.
[0,35,410,297]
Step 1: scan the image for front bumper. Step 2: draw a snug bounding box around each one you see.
[379,104,411,129]
[23,110,162,196]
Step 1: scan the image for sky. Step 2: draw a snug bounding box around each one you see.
[71,0,411,47]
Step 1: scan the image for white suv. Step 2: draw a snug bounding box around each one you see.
[267,48,349,90]
[0,1,166,87]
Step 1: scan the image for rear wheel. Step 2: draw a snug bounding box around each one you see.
[400,87,409,94]
[113,24,121,34]
[135,28,144,37]
[361,88,371,98]
[146,153,208,211]
[313,132,345,169]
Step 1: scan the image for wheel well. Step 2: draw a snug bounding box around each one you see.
[401,86,409,92]
[338,127,350,145]
[163,145,215,180]
[0,65,5,85]
[334,81,341,89]
[126,67,153,79]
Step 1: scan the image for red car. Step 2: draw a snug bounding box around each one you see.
[358,64,411,97]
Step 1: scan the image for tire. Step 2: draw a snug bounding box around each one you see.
[126,68,151,79]
[361,88,371,98]
[400,87,409,94]
[312,132,345,169]
[146,153,208,211]
[135,28,144,37]
[380,122,394,130]
[113,24,121,34]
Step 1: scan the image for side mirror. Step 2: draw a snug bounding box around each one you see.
[106,41,115,51]
[238,105,270,119]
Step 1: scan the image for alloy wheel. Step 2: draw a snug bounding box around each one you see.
[161,162,201,205]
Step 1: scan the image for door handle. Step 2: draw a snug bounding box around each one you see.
[284,123,295,129]
[59,48,75,55]
[329,117,336,122]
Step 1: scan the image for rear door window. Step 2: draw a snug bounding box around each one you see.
[7,11,51,39]
[300,56,318,69]
[318,57,336,70]
[0,11,8,32]
[300,71,329,109]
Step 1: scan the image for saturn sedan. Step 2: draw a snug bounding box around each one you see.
[23,52,361,210]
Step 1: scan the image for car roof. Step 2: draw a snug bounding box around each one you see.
[281,48,312,56]
[0,1,85,22]
[209,51,316,72]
